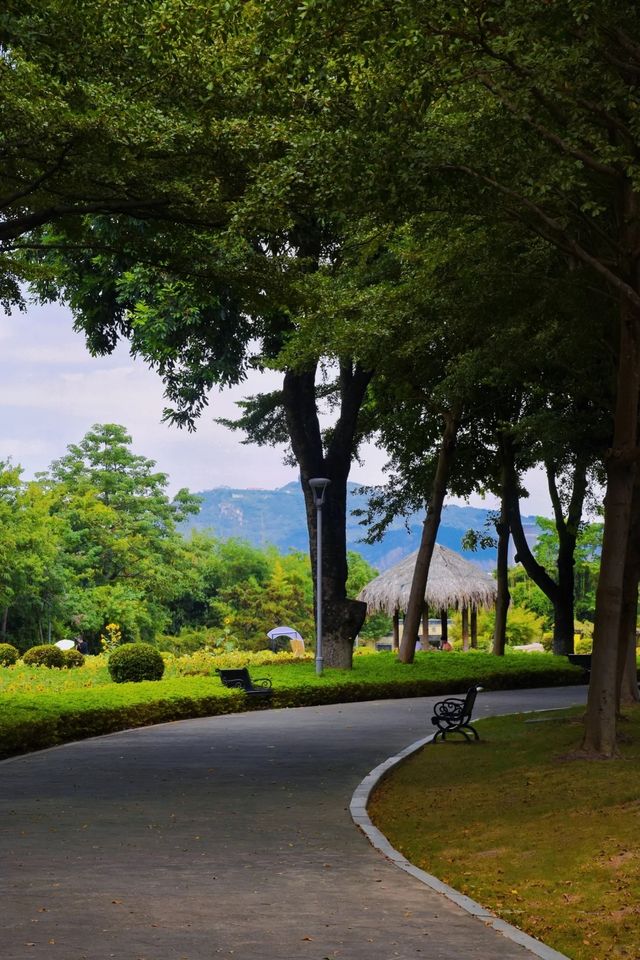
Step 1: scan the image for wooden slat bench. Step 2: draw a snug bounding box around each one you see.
[216,668,273,698]
[431,685,482,742]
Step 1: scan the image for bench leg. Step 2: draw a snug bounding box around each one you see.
[432,723,479,742]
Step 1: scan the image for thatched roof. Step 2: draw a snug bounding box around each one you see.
[357,543,497,615]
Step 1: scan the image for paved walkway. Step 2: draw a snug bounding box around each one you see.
[1,686,585,960]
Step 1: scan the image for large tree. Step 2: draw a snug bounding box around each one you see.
[0,0,248,309]
[260,0,640,755]
[44,424,200,645]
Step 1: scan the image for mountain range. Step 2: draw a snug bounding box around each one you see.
[180,481,542,572]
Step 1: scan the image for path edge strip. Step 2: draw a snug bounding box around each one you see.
[350,732,572,960]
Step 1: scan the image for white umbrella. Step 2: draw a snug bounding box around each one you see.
[267,626,303,641]
[54,639,75,651]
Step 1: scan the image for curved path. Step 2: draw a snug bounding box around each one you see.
[1,686,585,960]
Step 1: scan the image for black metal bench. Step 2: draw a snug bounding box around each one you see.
[216,668,273,698]
[431,685,482,742]
[567,654,591,678]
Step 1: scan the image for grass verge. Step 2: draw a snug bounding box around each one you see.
[368,705,640,960]
[0,650,583,759]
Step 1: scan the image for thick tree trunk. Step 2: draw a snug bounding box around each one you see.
[617,577,639,709]
[399,407,460,663]
[583,294,640,756]
[493,490,510,656]
[616,474,640,709]
[552,595,576,657]
[283,363,372,669]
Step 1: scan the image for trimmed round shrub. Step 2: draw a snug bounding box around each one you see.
[0,642,19,666]
[23,644,66,668]
[108,643,165,683]
[62,649,85,668]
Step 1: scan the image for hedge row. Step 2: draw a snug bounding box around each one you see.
[0,659,584,760]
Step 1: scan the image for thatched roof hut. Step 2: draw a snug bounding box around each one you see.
[357,543,497,616]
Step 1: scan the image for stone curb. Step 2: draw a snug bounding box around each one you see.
[350,730,572,960]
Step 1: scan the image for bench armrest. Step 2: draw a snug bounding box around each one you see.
[252,677,273,688]
[433,698,465,720]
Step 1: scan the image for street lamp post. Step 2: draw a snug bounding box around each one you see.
[309,477,331,676]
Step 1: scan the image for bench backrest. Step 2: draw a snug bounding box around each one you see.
[217,668,251,690]
[461,685,480,719]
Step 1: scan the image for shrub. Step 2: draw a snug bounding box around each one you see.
[62,649,85,668]
[0,643,19,666]
[108,643,165,683]
[23,644,66,668]
[574,634,593,654]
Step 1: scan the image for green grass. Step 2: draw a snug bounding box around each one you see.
[369,706,640,960]
[0,649,582,759]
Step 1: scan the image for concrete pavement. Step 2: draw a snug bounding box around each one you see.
[1,686,585,960]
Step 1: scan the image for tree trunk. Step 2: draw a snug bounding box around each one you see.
[283,363,372,669]
[617,576,639,709]
[546,457,588,655]
[583,293,640,757]
[504,438,560,607]
[617,473,640,709]
[493,492,510,656]
[462,605,469,651]
[399,406,461,663]
[471,605,478,648]
[504,440,587,656]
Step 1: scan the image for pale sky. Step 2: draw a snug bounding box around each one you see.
[0,298,553,514]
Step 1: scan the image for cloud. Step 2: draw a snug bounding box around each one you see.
[0,298,556,514]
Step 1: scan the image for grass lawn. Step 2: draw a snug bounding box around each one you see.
[368,706,640,960]
[0,649,582,758]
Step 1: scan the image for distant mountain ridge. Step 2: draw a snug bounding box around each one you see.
[180,481,542,571]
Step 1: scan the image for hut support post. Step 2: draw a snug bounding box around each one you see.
[471,605,478,648]
[422,606,429,647]
[462,605,469,651]
[440,609,448,646]
[392,610,400,651]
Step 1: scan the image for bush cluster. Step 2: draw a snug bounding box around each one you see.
[108,643,165,683]
[62,649,85,668]
[0,643,19,666]
[23,645,66,668]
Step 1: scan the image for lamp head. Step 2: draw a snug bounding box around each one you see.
[309,477,331,506]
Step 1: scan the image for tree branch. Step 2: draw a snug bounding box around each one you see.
[441,164,640,309]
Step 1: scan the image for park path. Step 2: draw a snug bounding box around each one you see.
[1,686,585,960]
